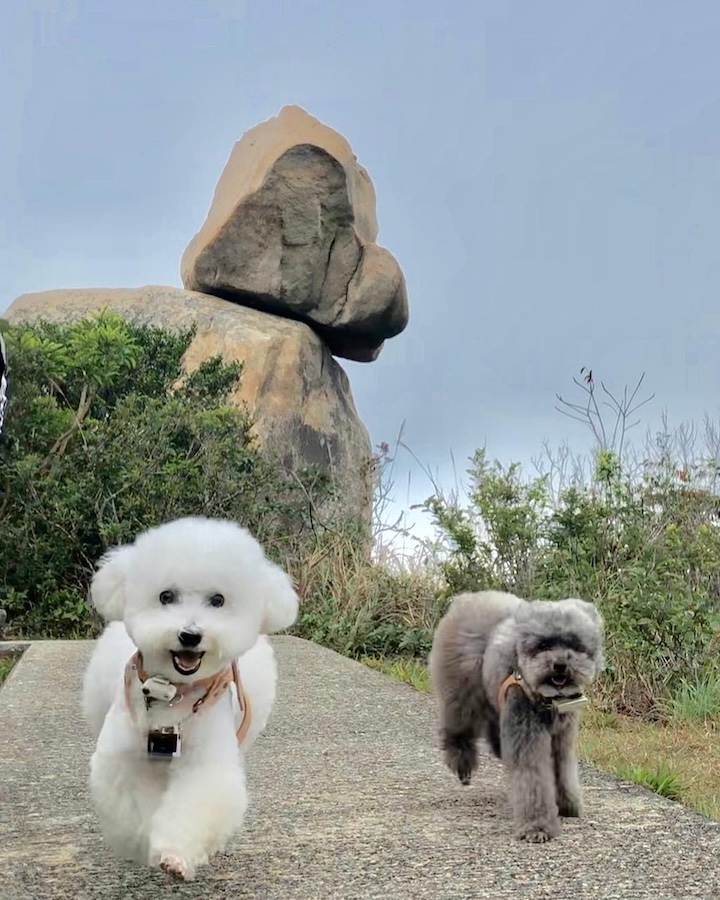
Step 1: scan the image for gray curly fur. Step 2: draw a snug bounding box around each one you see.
[429,590,605,843]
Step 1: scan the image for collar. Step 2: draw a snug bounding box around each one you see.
[497,671,586,715]
[123,651,252,744]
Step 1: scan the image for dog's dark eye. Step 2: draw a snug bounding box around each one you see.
[535,636,587,655]
[159,590,176,605]
[208,593,225,608]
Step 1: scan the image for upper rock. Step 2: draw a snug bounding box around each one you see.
[180,105,409,362]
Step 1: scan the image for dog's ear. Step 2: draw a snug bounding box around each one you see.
[260,561,299,634]
[90,545,134,621]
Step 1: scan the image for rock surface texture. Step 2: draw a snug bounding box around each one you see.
[181,105,408,362]
[5,286,372,522]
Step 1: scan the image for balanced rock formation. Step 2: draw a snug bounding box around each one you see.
[5,286,373,523]
[5,108,411,526]
[181,105,408,362]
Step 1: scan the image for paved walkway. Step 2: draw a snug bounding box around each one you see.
[1,638,719,899]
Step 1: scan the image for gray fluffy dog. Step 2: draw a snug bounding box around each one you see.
[429,590,605,843]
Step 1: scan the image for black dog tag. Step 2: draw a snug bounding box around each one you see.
[147,727,182,759]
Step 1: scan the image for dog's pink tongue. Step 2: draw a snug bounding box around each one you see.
[176,651,199,670]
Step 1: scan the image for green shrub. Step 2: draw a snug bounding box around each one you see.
[0,313,330,638]
[423,445,720,713]
[425,449,549,598]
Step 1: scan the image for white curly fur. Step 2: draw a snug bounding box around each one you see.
[82,516,298,880]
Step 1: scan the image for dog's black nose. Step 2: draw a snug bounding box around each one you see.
[553,661,568,675]
[178,630,202,648]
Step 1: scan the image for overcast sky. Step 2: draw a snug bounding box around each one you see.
[3,0,720,526]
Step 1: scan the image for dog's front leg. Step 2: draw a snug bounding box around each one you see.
[148,752,248,881]
[501,694,559,843]
[553,713,582,817]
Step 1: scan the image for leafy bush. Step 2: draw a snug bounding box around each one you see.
[424,448,550,599]
[0,313,330,637]
[423,442,720,713]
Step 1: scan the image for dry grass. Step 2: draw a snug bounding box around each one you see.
[578,707,720,819]
[291,535,443,658]
[361,656,720,821]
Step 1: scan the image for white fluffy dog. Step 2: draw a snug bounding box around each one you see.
[82,516,299,881]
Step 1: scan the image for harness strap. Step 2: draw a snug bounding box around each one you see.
[497,671,561,716]
[124,651,252,744]
[231,659,252,744]
[497,672,524,710]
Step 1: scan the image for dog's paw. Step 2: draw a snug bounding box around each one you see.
[517,824,557,844]
[159,853,193,881]
[457,765,472,786]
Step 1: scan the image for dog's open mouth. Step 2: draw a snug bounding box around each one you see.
[550,674,568,688]
[170,650,205,676]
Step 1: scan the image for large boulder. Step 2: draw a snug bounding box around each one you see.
[5,285,373,525]
[180,105,408,363]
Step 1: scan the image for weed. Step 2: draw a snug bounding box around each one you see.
[0,655,19,687]
[659,670,720,723]
[612,763,684,801]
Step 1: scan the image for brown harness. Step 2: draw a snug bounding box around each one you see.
[497,672,525,709]
[124,651,252,744]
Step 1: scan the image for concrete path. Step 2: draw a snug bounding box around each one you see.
[1,638,719,900]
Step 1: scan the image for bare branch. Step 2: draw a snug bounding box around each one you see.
[554,407,597,426]
[556,369,656,465]
[627,394,656,417]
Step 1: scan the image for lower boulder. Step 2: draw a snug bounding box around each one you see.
[5,285,373,527]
